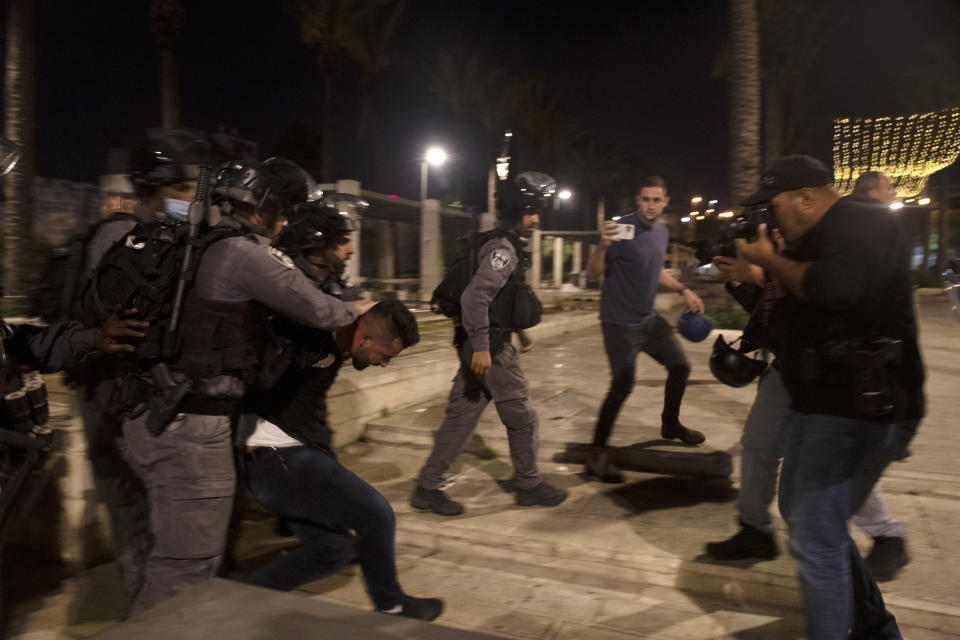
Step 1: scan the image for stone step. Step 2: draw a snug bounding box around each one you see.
[335,437,960,639]
[304,544,953,640]
[309,546,812,640]
[388,506,960,636]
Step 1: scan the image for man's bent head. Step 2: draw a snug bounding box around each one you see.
[351,300,420,370]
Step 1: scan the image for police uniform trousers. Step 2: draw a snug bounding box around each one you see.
[78,390,152,605]
[417,341,540,491]
[119,410,235,616]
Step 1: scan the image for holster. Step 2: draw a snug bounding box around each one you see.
[144,363,192,436]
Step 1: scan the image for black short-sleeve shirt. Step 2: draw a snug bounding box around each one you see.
[772,196,924,422]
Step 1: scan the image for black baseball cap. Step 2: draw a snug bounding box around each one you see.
[742,155,833,206]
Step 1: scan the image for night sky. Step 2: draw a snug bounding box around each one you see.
[25,0,960,224]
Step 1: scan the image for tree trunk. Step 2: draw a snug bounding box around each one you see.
[729,0,762,205]
[4,0,36,302]
[762,78,782,169]
[321,72,338,183]
[159,45,180,128]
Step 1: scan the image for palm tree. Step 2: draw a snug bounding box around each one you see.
[149,0,183,129]
[289,0,382,182]
[345,1,406,187]
[428,48,522,211]
[729,0,762,206]
[4,0,36,301]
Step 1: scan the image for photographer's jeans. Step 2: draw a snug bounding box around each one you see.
[778,413,914,640]
[739,368,907,539]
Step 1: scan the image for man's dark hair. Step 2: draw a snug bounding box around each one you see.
[364,299,420,348]
[637,175,668,196]
[852,171,884,197]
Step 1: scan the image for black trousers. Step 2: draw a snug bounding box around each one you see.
[592,316,691,448]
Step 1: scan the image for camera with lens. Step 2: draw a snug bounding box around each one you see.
[690,203,774,266]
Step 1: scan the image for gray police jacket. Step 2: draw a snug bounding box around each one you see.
[188,219,358,398]
[461,235,519,353]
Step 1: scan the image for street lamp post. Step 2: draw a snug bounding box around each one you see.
[421,146,447,201]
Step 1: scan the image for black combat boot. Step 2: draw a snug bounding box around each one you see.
[584,447,625,483]
[864,536,909,582]
[705,523,779,560]
[411,485,464,516]
[516,481,568,507]
[661,420,705,445]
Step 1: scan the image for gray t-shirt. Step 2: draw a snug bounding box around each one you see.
[599,212,668,325]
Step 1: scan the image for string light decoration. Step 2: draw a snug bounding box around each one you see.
[833,106,960,196]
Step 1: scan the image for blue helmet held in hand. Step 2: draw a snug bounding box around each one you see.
[677,311,712,342]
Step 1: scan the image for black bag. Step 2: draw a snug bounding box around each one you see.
[512,283,542,329]
[30,213,138,323]
[430,234,481,318]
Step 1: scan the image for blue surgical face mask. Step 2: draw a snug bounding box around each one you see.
[162,198,191,221]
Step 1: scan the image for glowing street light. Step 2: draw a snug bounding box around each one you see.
[890,202,904,210]
[691,196,703,204]
[425,146,447,166]
[558,189,572,200]
[918,197,931,206]
[421,146,448,201]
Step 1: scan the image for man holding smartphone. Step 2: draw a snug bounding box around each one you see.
[584,176,706,482]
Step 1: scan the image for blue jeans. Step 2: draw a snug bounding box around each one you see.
[739,368,907,539]
[778,413,914,640]
[245,446,403,610]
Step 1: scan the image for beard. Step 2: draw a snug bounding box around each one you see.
[351,351,371,370]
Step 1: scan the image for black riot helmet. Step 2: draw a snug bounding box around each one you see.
[213,156,317,234]
[127,128,216,198]
[709,335,768,388]
[275,193,365,282]
[495,171,557,228]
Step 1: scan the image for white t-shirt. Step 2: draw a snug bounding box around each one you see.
[246,417,303,448]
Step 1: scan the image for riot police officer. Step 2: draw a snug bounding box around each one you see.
[411,172,567,516]
[116,157,373,616]
[76,129,216,607]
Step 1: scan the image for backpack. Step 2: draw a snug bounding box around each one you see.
[79,221,240,367]
[430,228,541,330]
[30,213,139,323]
[430,233,484,318]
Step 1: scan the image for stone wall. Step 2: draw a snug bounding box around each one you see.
[31,176,100,248]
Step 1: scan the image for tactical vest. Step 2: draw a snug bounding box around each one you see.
[467,229,542,353]
[176,295,268,386]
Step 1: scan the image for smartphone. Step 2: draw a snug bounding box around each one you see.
[616,223,635,241]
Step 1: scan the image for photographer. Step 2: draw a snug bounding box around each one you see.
[736,155,923,640]
[707,250,911,582]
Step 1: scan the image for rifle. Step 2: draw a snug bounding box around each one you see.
[163,163,211,360]
[147,164,211,436]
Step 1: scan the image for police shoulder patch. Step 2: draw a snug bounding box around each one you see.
[268,247,295,269]
[490,248,511,271]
